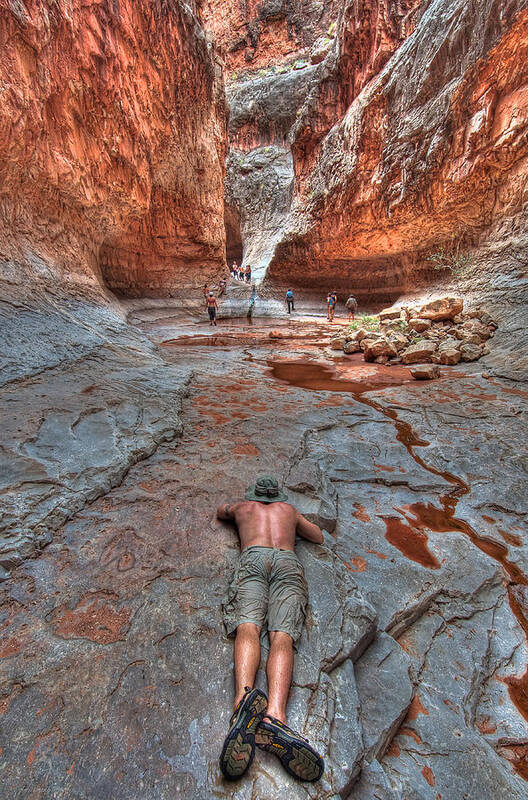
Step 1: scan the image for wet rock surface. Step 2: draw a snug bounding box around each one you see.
[2,314,527,798]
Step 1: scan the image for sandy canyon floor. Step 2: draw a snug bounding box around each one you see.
[1,309,528,799]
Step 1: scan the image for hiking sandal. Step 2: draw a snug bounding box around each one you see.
[219,687,268,780]
[255,715,324,782]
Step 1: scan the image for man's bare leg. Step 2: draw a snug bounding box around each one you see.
[234,622,261,708]
[265,631,294,723]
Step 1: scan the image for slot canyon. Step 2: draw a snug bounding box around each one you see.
[1,0,528,798]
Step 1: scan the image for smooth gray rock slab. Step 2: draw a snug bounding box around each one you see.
[355,633,413,763]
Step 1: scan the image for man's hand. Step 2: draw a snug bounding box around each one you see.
[295,512,324,544]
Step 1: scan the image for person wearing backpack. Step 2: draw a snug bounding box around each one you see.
[285,288,295,313]
[327,291,337,321]
[345,294,358,321]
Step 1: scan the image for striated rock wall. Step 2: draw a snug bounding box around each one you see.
[0,0,228,297]
[200,0,341,73]
[267,0,528,309]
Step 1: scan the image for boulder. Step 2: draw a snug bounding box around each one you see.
[411,364,441,380]
[330,335,347,350]
[408,318,431,332]
[269,330,286,339]
[344,339,361,354]
[460,342,484,361]
[362,338,398,362]
[401,341,437,364]
[379,307,402,323]
[414,297,463,321]
[438,348,462,365]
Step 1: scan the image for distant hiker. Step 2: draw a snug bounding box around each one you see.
[231,262,237,277]
[219,278,227,297]
[285,288,295,313]
[207,291,218,326]
[327,291,337,321]
[345,294,358,321]
[218,476,325,783]
[246,265,252,283]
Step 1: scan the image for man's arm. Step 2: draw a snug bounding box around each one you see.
[217,502,235,521]
[295,512,324,544]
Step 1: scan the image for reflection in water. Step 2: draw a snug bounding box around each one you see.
[267,357,415,394]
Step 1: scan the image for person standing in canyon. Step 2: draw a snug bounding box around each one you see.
[345,293,358,321]
[285,288,295,313]
[246,265,252,283]
[327,291,337,321]
[206,291,218,326]
[218,476,325,784]
[218,278,227,297]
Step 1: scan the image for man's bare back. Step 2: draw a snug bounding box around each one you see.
[217,500,323,551]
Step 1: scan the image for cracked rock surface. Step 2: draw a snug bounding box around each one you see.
[1,314,528,798]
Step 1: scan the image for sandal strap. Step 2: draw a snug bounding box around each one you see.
[229,686,255,725]
[262,715,310,743]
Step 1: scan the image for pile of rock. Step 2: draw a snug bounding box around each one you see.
[331,297,497,376]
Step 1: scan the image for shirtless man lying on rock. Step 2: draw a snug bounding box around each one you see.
[217,475,325,783]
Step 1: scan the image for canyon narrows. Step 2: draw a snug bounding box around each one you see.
[1,2,528,799]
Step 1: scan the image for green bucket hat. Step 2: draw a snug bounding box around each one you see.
[245,475,288,504]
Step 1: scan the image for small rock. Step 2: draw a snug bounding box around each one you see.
[408,318,431,332]
[269,330,285,339]
[461,319,491,341]
[411,364,440,380]
[455,330,482,344]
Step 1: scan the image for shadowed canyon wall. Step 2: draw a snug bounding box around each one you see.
[0,0,227,298]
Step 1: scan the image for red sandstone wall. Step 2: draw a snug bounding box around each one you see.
[267,0,528,303]
[291,0,424,194]
[0,0,228,296]
[201,0,341,74]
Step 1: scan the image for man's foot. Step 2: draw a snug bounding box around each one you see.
[255,715,324,782]
[219,687,268,780]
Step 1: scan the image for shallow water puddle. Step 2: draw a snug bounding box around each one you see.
[267,355,416,394]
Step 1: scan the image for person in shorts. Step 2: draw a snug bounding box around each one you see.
[345,293,358,321]
[217,476,325,783]
[285,288,294,313]
[207,291,218,325]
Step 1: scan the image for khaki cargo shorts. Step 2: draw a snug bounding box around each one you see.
[222,546,308,644]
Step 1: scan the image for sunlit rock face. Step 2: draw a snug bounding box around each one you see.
[200,0,341,73]
[267,0,528,307]
[0,0,227,297]
[203,0,425,284]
